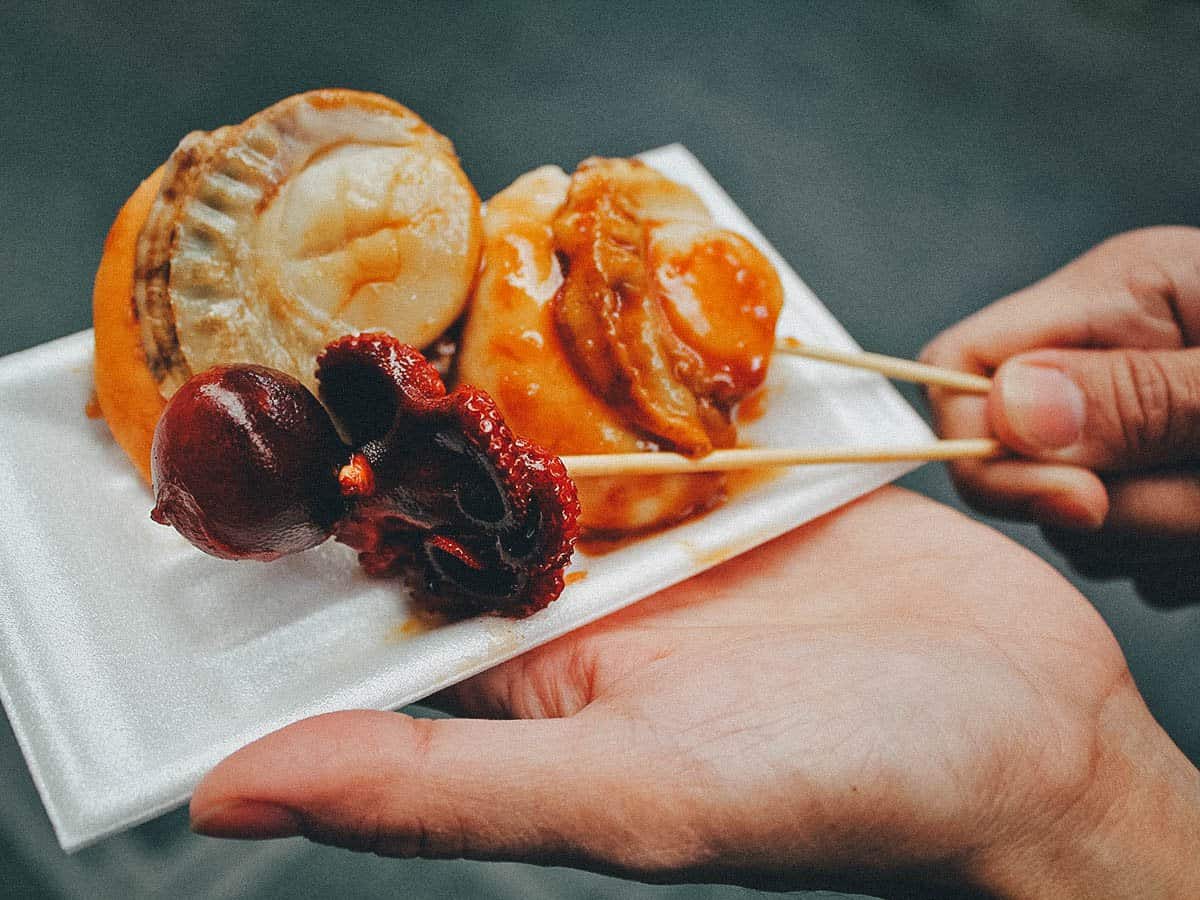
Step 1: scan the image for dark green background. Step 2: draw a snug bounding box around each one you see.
[2,2,1198,897]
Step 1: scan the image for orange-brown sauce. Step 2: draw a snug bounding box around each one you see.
[574,455,782,556]
[85,391,103,420]
[564,570,588,585]
[577,531,647,557]
[683,519,787,570]
[651,234,782,397]
[387,609,447,641]
[724,461,784,498]
[734,387,769,424]
[461,160,786,536]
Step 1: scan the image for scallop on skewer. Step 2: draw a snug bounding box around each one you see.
[457,158,785,534]
[100,96,996,613]
[93,89,483,480]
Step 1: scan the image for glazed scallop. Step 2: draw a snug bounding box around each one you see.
[457,158,783,533]
[132,89,482,396]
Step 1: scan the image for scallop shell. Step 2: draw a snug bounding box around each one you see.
[134,90,482,396]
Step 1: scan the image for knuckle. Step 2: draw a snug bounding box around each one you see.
[402,812,469,860]
[330,808,467,860]
[1095,226,1187,260]
[1098,287,1151,337]
[1106,352,1199,458]
[575,779,712,881]
[512,639,598,718]
[355,809,395,857]
[1092,228,1200,300]
[302,806,391,856]
[406,715,438,761]
[1110,225,1200,254]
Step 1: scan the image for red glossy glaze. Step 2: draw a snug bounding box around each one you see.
[318,333,581,617]
[149,335,581,617]
[150,366,345,560]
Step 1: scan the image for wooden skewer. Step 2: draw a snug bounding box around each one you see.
[562,438,1002,477]
[776,337,992,395]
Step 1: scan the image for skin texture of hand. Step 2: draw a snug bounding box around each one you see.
[921,227,1200,601]
[189,488,1200,898]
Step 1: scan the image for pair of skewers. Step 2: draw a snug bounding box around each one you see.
[563,339,997,477]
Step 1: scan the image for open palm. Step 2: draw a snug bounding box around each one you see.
[191,488,1195,897]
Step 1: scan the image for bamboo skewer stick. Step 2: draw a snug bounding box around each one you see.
[557,335,1000,477]
[776,337,993,395]
[562,438,1002,477]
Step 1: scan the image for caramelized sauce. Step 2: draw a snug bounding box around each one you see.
[575,440,782,557]
[577,531,648,557]
[459,159,784,536]
[85,391,103,420]
[387,608,448,641]
[651,232,782,398]
[682,520,786,570]
[724,461,783,497]
[734,387,769,424]
[564,570,588,585]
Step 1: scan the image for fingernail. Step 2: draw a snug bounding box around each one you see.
[191,799,301,840]
[998,363,1086,450]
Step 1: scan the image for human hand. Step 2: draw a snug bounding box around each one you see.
[921,227,1200,601]
[189,488,1200,898]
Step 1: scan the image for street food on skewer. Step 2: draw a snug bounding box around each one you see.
[150,333,580,617]
[457,158,784,533]
[93,90,986,615]
[93,89,482,482]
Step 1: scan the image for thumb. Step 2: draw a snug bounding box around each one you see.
[189,709,643,868]
[989,348,1200,471]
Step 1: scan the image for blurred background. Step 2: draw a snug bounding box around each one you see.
[2,1,1198,897]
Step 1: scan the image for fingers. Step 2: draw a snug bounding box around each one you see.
[928,378,1108,529]
[433,638,600,720]
[921,227,1200,373]
[1038,471,1200,604]
[989,347,1200,473]
[1104,470,1200,536]
[937,343,1200,530]
[922,227,1200,531]
[946,458,1110,529]
[190,709,637,865]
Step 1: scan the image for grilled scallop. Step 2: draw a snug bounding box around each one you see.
[457,158,783,534]
[132,89,482,397]
[94,90,482,481]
